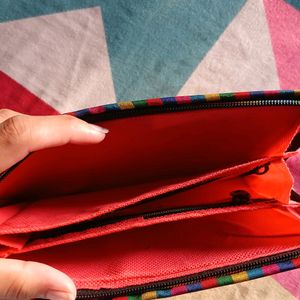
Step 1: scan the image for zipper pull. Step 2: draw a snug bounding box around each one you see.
[242,162,270,177]
[230,190,251,205]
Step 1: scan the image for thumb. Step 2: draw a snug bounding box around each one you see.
[0,258,76,300]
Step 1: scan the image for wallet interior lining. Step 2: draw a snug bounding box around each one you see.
[1,106,299,202]
[21,198,280,253]
[12,206,300,289]
[0,156,290,236]
[1,104,300,291]
[0,156,293,256]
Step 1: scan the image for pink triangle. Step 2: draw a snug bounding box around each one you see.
[273,270,300,299]
[264,0,300,89]
[0,71,58,115]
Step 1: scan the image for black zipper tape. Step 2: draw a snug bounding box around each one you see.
[76,247,300,299]
[28,196,275,242]
[79,99,300,123]
[143,190,252,219]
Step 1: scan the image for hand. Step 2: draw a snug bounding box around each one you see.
[0,109,108,300]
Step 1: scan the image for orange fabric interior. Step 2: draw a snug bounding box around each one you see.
[0,155,297,272]
[0,157,288,237]
[12,207,300,289]
[0,105,300,290]
[20,199,278,254]
[0,106,299,202]
[112,158,292,217]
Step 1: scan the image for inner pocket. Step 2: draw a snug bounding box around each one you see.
[0,156,292,258]
[12,192,277,254]
[0,158,278,235]
[11,206,300,290]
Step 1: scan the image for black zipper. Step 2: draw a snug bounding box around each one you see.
[28,188,274,243]
[79,99,300,122]
[76,247,300,299]
[27,162,271,242]
[142,198,277,219]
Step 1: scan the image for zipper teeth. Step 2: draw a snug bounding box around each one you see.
[80,99,300,122]
[76,248,300,299]
[30,196,270,242]
[142,198,272,219]
[29,200,240,241]
[143,201,240,219]
[29,163,270,241]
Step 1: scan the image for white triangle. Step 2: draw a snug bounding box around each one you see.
[178,0,280,96]
[0,7,116,112]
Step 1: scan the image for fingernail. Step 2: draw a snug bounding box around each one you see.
[88,124,109,134]
[46,290,76,300]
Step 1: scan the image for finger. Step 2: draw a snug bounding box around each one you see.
[0,114,108,172]
[0,258,76,300]
[0,109,23,124]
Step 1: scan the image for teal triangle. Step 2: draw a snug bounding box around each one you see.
[285,0,300,10]
[0,0,246,100]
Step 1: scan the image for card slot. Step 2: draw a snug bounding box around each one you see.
[10,155,292,254]
[11,205,300,290]
[12,196,279,255]
[109,157,291,219]
[0,158,291,240]
[0,157,282,236]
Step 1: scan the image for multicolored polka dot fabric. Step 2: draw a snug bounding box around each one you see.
[109,257,300,300]
[71,89,300,119]
[1,0,300,298]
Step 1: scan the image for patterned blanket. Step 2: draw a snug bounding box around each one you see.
[0,0,300,298]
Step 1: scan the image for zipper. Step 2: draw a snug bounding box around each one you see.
[0,99,299,182]
[143,190,265,219]
[76,247,300,299]
[27,162,271,241]
[28,190,274,243]
[79,99,300,122]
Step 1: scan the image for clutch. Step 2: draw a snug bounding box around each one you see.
[0,90,300,300]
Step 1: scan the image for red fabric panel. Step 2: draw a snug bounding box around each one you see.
[1,106,299,202]
[0,157,290,236]
[13,207,300,289]
[0,71,58,115]
[15,200,283,254]
[0,103,299,290]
